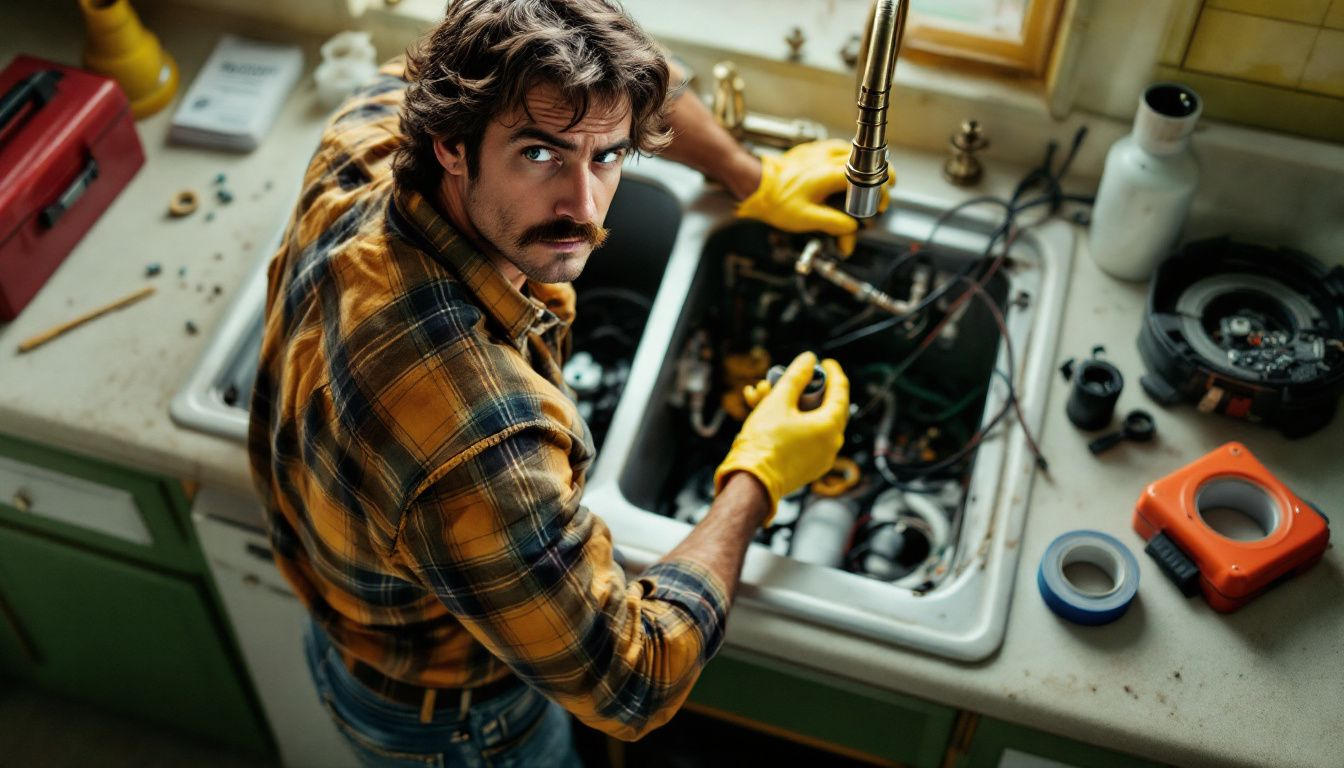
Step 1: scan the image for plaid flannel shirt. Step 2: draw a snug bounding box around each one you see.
[247,62,729,740]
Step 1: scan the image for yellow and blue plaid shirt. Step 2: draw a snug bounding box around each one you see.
[248,63,729,740]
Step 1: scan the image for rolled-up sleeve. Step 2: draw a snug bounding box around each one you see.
[393,420,729,741]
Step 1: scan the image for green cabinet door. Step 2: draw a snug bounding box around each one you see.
[0,524,270,754]
[689,648,957,768]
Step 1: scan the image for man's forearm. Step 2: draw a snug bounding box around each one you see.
[659,471,770,603]
[658,63,762,201]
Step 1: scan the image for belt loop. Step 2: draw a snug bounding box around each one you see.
[419,689,437,724]
[459,687,472,715]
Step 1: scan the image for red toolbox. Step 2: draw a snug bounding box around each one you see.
[0,55,144,321]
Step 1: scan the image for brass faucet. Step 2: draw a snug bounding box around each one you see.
[845,0,908,219]
[710,61,828,150]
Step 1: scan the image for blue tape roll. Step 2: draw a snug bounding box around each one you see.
[1037,530,1140,626]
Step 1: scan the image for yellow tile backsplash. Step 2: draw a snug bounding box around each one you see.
[1160,3,1203,65]
[1325,0,1344,30]
[1302,28,1344,96]
[1207,0,1331,25]
[1162,2,1344,142]
[1185,9,1317,87]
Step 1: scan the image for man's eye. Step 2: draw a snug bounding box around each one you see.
[523,146,556,163]
[595,149,625,165]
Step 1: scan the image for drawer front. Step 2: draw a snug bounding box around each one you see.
[0,433,198,572]
[0,454,152,545]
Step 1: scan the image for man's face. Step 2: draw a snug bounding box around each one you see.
[438,85,631,285]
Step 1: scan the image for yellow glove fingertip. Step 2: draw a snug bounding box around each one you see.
[743,380,771,409]
[837,233,856,256]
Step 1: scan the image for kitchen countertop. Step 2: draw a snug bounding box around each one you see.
[2,5,1341,768]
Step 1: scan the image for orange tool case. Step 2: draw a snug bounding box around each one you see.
[0,55,144,321]
[1133,442,1330,612]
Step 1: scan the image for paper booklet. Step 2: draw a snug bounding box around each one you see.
[168,35,304,152]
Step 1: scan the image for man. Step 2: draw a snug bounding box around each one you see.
[249,1,879,765]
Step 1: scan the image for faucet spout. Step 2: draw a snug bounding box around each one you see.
[845,0,907,219]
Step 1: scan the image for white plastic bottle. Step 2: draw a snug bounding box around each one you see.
[1089,83,1201,282]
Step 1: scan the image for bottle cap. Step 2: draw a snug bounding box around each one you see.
[1133,83,1201,155]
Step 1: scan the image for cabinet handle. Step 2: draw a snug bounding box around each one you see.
[0,588,42,664]
[11,490,32,513]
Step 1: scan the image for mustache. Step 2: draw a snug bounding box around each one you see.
[516,219,609,249]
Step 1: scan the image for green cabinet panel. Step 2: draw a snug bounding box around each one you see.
[690,648,957,768]
[957,716,1170,768]
[0,524,270,753]
[0,435,198,573]
[0,589,34,674]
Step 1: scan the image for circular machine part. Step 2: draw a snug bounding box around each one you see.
[859,488,951,588]
[1138,238,1344,438]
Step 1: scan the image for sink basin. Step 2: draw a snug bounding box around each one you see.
[173,155,1074,661]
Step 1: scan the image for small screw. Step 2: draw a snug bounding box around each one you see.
[144,263,162,278]
[185,320,199,335]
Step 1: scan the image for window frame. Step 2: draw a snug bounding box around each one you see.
[902,0,1066,77]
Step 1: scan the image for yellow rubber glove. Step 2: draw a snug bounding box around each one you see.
[736,139,895,256]
[715,352,851,525]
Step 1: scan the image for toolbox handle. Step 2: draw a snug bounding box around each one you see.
[39,157,100,229]
[0,69,63,137]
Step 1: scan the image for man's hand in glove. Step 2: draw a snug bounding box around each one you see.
[735,139,895,256]
[714,352,850,526]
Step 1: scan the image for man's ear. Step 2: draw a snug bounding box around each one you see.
[433,139,469,178]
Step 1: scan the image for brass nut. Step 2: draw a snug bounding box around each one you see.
[168,189,199,217]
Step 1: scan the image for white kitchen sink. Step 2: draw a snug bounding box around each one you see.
[173,155,1074,661]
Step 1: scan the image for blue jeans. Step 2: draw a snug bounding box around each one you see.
[304,622,584,768]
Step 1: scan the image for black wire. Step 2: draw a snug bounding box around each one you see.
[879,368,1015,479]
[822,128,1092,353]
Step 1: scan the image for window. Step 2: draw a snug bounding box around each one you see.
[904,0,1065,76]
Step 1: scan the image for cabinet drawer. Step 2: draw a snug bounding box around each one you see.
[0,454,152,545]
[0,434,197,571]
[689,649,956,768]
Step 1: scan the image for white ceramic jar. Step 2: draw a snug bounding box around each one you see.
[1089,83,1202,282]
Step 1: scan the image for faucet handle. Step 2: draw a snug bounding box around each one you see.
[711,61,746,138]
[785,27,806,62]
[943,119,989,187]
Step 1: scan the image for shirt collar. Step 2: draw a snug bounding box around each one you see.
[394,187,562,346]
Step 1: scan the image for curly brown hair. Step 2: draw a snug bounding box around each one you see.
[393,0,672,194]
